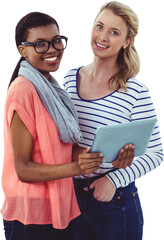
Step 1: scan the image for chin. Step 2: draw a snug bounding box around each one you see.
[46,63,60,72]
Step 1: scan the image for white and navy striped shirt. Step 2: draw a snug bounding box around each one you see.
[64,67,163,189]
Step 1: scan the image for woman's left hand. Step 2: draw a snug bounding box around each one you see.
[84,176,116,202]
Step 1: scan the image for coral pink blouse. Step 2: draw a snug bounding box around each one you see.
[1,76,80,229]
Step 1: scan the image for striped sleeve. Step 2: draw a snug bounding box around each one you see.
[107,84,163,189]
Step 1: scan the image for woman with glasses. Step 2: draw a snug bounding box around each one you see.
[1,12,105,240]
[64,1,163,240]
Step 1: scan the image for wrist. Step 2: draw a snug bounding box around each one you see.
[105,175,117,190]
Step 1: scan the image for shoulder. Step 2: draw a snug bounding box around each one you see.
[8,76,37,97]
[9,76,36,95]
[126,77,149,95]
[124,78,153,108]
[64,67,80,78]
[63,67,82,90]
[7,76,39,107]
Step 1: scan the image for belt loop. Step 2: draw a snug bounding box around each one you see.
[86,179,91,191]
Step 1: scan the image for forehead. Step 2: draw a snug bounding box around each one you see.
[95,9,127,30]
[27,24,59,41]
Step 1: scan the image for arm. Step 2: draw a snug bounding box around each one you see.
[11,111,104,182]
[107,85,163,189]
[89,85,163,202]
[84,143,135,202]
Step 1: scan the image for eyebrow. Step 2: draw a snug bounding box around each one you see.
[111,27,120,33]
[96,21,104,26]
[32,35,61,42]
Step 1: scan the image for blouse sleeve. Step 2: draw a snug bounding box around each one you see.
[6,78,37,140]
[107,84,163,189]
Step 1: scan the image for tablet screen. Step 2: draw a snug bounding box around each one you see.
[90,118,157,162]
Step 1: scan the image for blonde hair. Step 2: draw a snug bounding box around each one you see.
[96,1,140,91]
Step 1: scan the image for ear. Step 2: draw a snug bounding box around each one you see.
[18,45,27,58]
[123,38,133,49]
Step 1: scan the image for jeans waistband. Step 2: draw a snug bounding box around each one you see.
[74,176,136,197]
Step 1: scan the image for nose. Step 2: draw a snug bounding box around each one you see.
[47,42,56,53]
[99,30,108,42]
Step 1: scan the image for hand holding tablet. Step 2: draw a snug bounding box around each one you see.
[112,143,135,168]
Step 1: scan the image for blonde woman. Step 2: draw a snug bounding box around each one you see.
[64,1,163,239]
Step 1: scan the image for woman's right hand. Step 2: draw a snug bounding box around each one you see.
[76,147,104,175]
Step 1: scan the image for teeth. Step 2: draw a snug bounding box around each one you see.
[45,57,57,62]
[96,42,108,49]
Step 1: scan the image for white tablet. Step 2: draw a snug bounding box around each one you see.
[90,118,157,163]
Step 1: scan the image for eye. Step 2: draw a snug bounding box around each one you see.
[54,38,62,44]
[96,24,103,30]
[35,41,47,48]
[110,31,118,36]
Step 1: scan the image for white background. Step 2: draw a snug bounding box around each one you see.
[0,0,164,239]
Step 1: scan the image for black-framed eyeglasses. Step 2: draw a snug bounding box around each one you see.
[21,36,68,53]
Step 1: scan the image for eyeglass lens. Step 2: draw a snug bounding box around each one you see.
[35,38,67,53]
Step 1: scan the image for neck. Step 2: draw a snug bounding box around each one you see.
[89,57,118,84]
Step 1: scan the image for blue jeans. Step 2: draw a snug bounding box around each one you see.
[3,219,74,240]
[73,178,143,240]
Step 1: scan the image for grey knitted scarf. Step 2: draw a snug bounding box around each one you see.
[18,60,82,143]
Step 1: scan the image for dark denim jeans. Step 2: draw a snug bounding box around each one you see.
[73,178,143,240]
[3,219,74,240]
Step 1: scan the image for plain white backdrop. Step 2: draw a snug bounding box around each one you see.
[0,0,164,239]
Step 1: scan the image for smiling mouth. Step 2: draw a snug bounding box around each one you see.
[44,56,57,62]
[96,42,109,49]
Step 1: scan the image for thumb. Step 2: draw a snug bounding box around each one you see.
[89,182,95,189]
[84,182,95,191]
